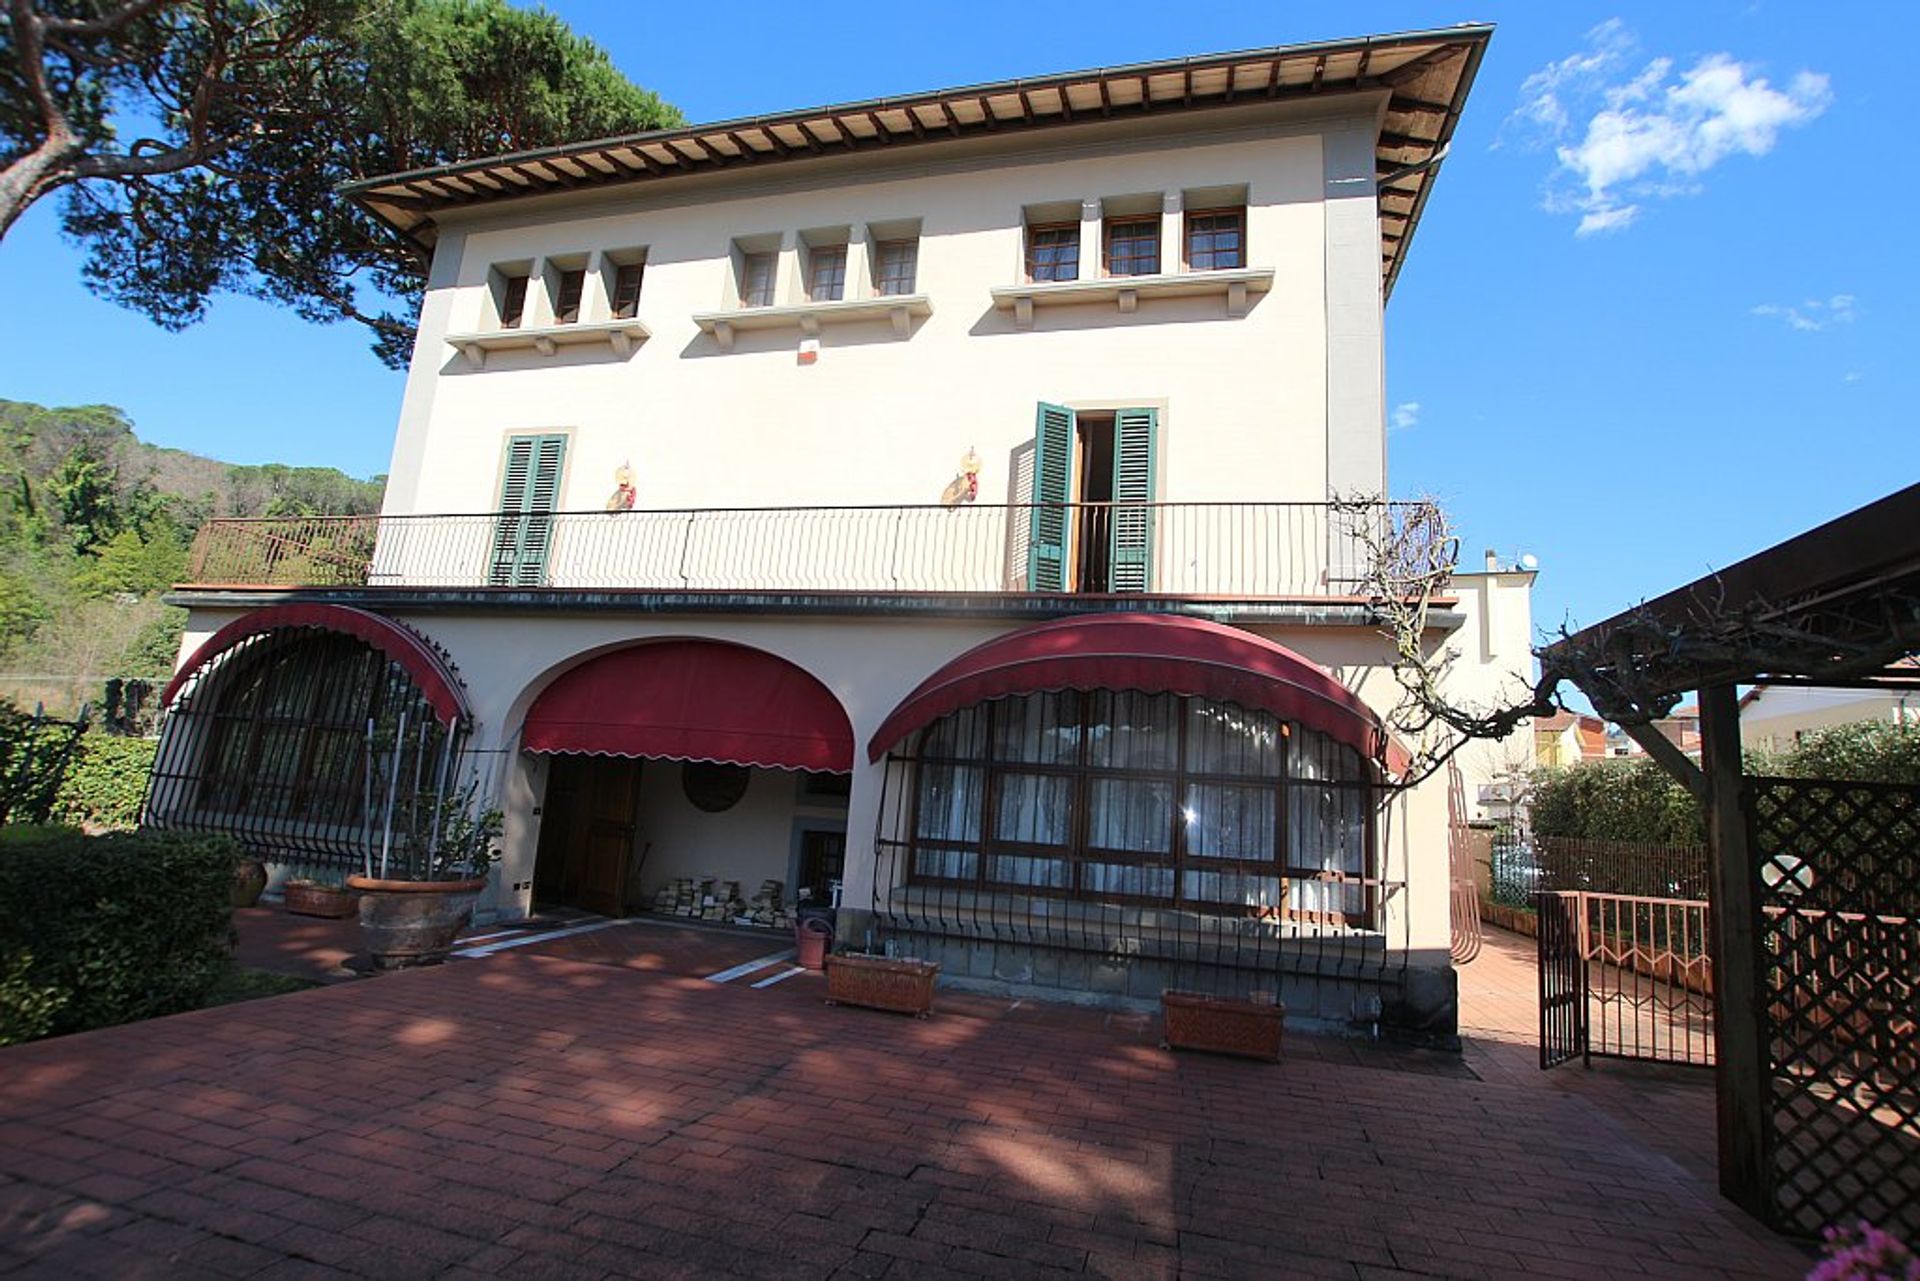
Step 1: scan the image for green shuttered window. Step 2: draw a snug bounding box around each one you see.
[1026,403,1075,592]
[1108,407,1157,593]
[491,434,566,587]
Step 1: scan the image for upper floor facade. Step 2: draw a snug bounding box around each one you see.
[187,29,1489,604]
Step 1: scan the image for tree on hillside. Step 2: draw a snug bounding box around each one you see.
[3,0,681,367]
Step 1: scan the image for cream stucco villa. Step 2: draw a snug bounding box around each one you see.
[145,25,1534,1038]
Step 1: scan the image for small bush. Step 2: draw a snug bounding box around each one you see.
[0,830,238,1045]
[50,734,157,831]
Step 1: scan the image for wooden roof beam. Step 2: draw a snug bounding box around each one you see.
[865,111,893,143]
[1309,54,1326,92]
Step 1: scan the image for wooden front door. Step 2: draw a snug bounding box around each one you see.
[534,755,640,916]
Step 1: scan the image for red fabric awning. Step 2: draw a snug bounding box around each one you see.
[162,604,470,725]
[523,640,852,772]
[867,614,1407,775]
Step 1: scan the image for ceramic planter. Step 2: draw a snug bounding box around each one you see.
[825,953,938,1016]
[346,876,487,969]
[1161,990,1285,1062]
[284,880,358,919]
[231,856,269,908]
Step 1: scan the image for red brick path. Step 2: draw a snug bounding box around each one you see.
[0,922,1809,1279]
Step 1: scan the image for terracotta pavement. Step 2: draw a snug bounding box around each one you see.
[0,912,1812,1279]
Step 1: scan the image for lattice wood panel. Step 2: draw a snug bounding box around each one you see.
[1747,777,1920,1240]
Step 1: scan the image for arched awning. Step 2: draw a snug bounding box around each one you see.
[162,604,470,725]
[868,614,1407,774]
[523,640,853,772]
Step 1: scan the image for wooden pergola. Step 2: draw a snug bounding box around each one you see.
[1538,482,1920,1235]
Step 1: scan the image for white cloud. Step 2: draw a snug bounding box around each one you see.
[1843,370,1863,383]
[1751,294,1857,331]
[1391,402,1421,432]
[1508,23,1830,234]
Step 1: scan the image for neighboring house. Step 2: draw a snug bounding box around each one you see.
[1739,682,1920,754]
[146,27,1530,1038]
[1534,710,1611,768]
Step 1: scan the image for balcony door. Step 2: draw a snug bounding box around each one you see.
[1026,403,1156,593]
[491,434,566,587]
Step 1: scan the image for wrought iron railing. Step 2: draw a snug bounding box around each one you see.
[182,502,1403,597]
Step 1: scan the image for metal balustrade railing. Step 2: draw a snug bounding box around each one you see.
[184,502,1403,597]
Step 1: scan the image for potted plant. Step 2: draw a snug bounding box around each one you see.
[283,873,358,918]
[347,773,502,970]
[232,853,269,908]
[1161,990,1285,1062]
[825,946,939,1016]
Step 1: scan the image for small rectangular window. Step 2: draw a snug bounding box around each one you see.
[808,245,847,301]
[740,251,777,307]
[1104,217,1159,277]
[1186,209,1245,271]
[552,268,586,324]
[611,263,645,318]
[499,274,530,328]
[1026,224,1079,282]
[873,239,918,295]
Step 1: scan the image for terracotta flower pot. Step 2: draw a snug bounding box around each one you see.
[285,880,358,919]
[825,953,938,1016]
[347,876,488,970]
[231,856,269,908]
[1161,990,1284,1062]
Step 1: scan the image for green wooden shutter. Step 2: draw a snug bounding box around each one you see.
[1108,408,1157,593]
[1026,403,1076,592]
[490,434,566,586]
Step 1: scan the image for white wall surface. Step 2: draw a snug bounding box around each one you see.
[383,98,1388,521]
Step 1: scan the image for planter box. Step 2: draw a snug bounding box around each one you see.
[1161,990,1284,1062]
[825,953,939,1016]
[284,881,358,919]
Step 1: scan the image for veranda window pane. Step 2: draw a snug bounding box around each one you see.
[992,692,1079,764]
[1086,690,1177,770]
[916,763,984,843]
[1185,699,1283,777]
[1087,777,1172,853]
[1291,727,1364,782]
[987,854,1069,888]
[1083,862,1174,900]
[1288,780,1367,917]
[1182,870,1284,914]
[914,848,978,880]
[920,705,988,760]
[994,772,1072,845]
[1184,782,1275,859]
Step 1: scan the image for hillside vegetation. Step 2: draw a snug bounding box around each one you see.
[0,399,384,715]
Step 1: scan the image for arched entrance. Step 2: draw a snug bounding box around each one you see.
[519,639,854,921]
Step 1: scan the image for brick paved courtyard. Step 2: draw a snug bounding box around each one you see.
[0,917,1809,1279]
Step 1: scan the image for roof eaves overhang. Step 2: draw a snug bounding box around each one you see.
[1539,483,1920,704]
[344,24,1492,299]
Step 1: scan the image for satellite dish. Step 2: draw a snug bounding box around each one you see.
[1519,553,1539,571]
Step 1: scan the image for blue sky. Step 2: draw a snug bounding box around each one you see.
[0,2,1909,646]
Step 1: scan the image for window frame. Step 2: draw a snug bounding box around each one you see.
[498,273,530,329]
[739,251,778,308]
[610,263,645,319]
[1184,206,1247,272]
[1102,216,1161,278]
[807,243,848,302]
[1024,221,1081,283]
[872,238,918,296]
[903,691,1377,924]
[551,268,587,324]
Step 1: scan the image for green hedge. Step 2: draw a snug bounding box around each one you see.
[50,734,158,831]
[1531,720,1920,843]
[0,829,237,1045]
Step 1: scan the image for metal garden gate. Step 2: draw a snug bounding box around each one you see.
[1536,889,1715,1069]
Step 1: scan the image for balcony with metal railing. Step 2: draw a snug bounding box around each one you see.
[179,502,1410,606]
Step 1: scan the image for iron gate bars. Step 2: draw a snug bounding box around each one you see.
[1536,889,1715,1070]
